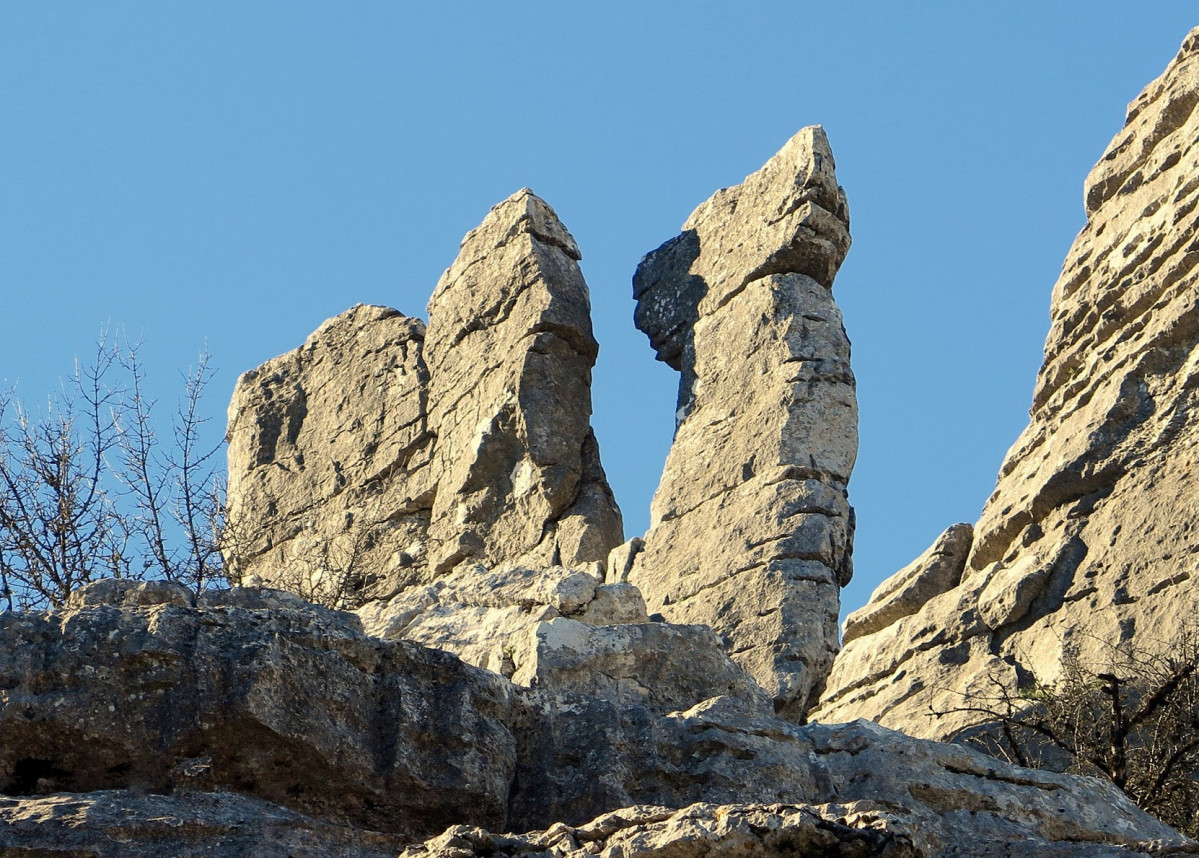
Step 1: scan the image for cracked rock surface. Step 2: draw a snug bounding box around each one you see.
[627,126,857,719]
[225,304,435,598]
[424,189,623,575]
[814,27,1199,739]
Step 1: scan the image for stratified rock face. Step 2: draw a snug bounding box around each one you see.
[628,127,857,719]
[224,304,434,599]
[424,190,623,574]
[0,791,405,858]
[814,27,1199,738]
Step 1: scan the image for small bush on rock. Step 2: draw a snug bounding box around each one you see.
[936,626,1199,837]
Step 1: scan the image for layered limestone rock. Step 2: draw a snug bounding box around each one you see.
[424,189,623,573]
[814,27,1199,738]
[627,126,857,718]
[224,304,434,599]
[0,583,1187,856]
[224,190,622,600]
[0,580,520,840]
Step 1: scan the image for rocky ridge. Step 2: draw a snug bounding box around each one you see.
[23,33,1199,851]
[813,27,1199,739]
[0,579,1187,856]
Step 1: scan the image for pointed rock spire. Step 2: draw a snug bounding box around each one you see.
[424,189,623,573]
[627,127,857,718]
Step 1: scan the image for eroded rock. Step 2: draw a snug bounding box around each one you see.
[224,304,434,601]
[0,583,1189,855]
[814,27,1199,739]
[628,127,857,719]
[0,580,519,840]
[424,189,623,574]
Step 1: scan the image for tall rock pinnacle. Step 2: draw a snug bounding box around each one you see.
[626,127,857,719]
[813,27,1199,738]
[423,189,623,573]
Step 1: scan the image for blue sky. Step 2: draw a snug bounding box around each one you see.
[2,4,1196,617]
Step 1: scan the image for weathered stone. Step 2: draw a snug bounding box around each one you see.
[224,304,434,602]
[628,127,856,718]
[0,587,1189,854]
[402,803,919,858]
[508,702,1188,854]
[424,189,623,574]
[355,564,647,677]
[841,523,972,644]
[511,618,772,714]
[815,27,1199,740]
[0,581,519,840]
[0,790,405,858]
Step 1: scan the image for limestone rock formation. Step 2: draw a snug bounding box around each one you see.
[0,583,1187,855]
[0,579,520,840]
[355,562,648,677]
[424,189,623,574]
[402,804,919,858]
[225,304,434,600]
[628,126,857,718]
[814,27,1199,738]
[224,190,622,601]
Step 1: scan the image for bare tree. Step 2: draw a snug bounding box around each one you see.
[0,332,226,609]
[935,626,1199,837]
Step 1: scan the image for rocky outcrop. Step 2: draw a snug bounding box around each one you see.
[0,583,1188,855]
[814,27,1199,738]
[627,126,857,718]
[224,304,434,600]
[403,804,919,858]
[0,580,520,840]
[424,190,623,574]
[225,191,622,601]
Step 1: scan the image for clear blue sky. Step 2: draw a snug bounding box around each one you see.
[2,4,1195,617]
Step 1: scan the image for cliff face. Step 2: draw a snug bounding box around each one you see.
[814,27,1199,738]
[0,579,1185,857]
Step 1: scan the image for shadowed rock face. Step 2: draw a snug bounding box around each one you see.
[814,27,1199,738]
[425,189,623,574]
[225,191,622,600]
[627,126,857,719]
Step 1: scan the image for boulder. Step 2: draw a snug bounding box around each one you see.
[628,127,857,718]
[814,27,1199,739]
[355,563,648,677]
[424,189,623,574]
